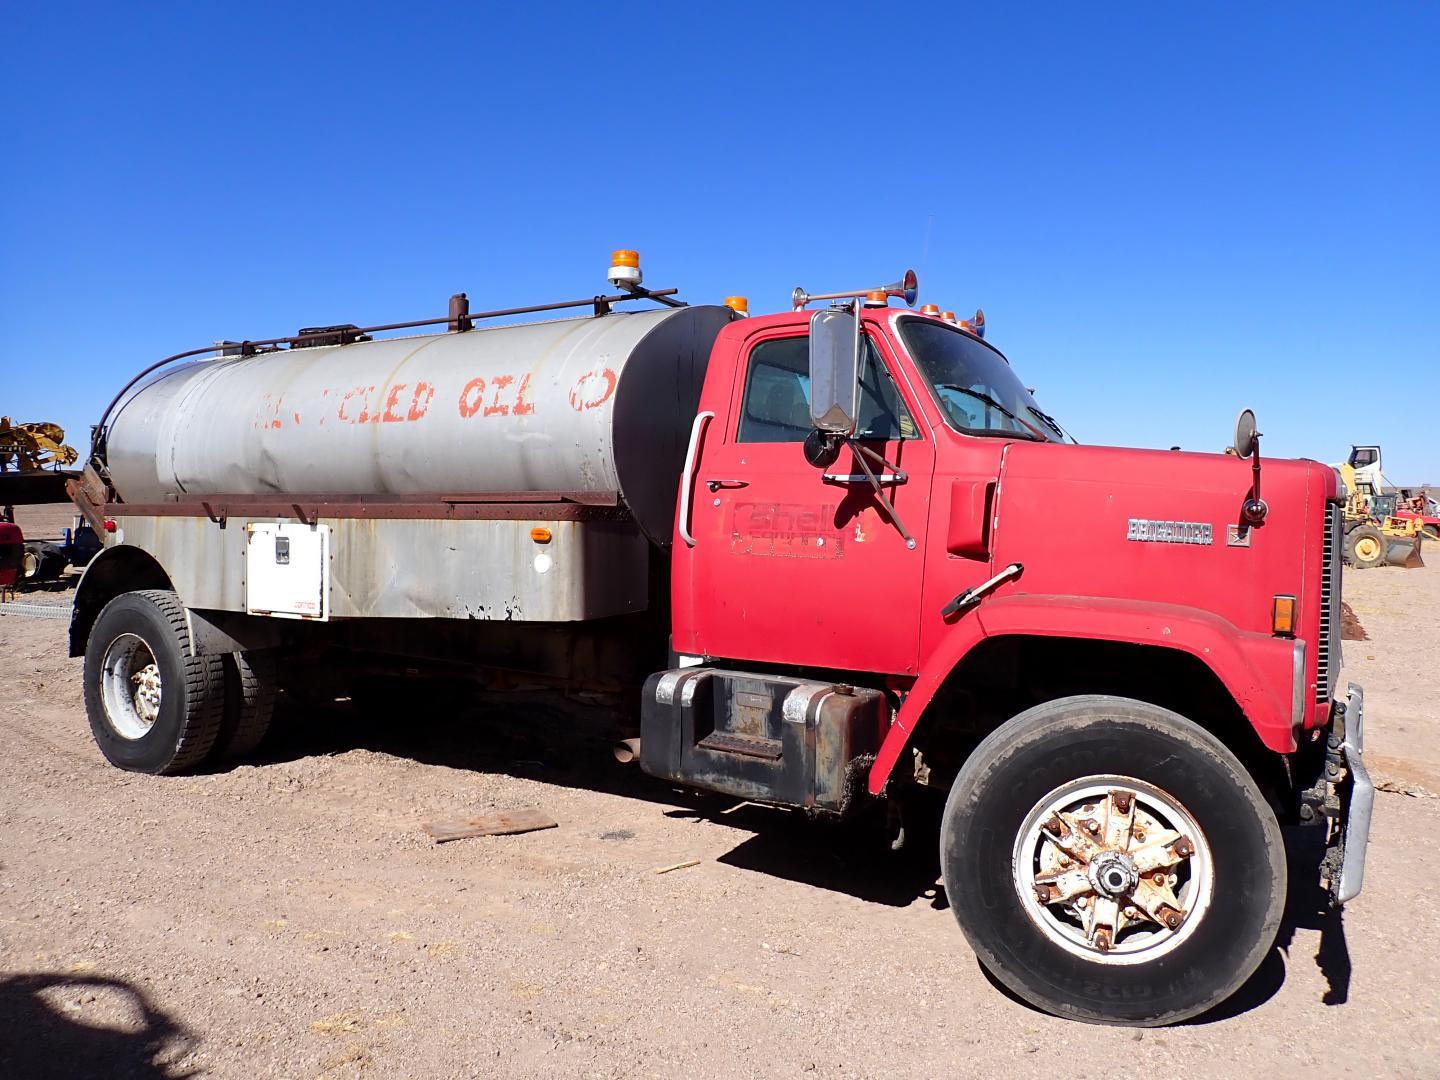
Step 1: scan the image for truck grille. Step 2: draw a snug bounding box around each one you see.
[1315,503,1343,703]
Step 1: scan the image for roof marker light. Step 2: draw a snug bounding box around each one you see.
[608,249,642,288]
[920,303,941,316]
[863,290,889,307]
[724,296,749,316]
[941,310,958,324]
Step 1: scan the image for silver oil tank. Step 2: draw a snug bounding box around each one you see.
[105,304,735,545]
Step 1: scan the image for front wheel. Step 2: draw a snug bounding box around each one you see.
[941,695,1284,1026]
[1345,524,1386,569]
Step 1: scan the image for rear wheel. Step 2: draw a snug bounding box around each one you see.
[214,650,279,761]
[1423,524,1439,541]
[83,590,225,774]
[1345,524,1385,569]
[941,695,1284,1026]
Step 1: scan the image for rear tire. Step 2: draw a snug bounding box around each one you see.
[215,650,279,761]
[1345,524,1385,569]
[940,695,1284,1026]
[83,590,225,774]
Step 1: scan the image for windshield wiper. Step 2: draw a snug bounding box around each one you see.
[933,384,1049,441]
[1027,404,1072,442]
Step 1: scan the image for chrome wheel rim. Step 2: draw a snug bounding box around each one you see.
[100,633,163,740]
[1013,775,1213,965]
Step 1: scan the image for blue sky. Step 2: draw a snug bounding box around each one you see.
[3,3,1436,481]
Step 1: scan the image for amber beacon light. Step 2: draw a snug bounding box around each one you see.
[608,250,642,288]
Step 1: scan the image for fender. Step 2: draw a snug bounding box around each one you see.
[867,593,1300,794]
[67,543,172,657]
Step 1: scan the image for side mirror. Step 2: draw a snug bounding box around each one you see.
[1233,408,1258,459]
[808,309,859,435]
[803,428,842,468]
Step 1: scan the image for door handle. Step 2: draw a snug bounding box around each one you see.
[706,479,749,491]
[678,411,715,547]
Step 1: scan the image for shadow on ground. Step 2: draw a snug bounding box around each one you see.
[0,972,196,1079]
[247,690,949,909]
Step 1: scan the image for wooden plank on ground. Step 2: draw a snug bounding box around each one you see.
[422,808,558,843]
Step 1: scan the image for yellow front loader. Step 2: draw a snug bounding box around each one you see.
[1338,461,1424,569]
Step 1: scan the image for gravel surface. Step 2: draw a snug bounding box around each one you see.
[1,503,1437,1078]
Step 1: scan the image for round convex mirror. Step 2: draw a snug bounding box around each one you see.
[1233,408,1258,459]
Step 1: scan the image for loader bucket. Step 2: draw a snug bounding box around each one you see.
[1385,535,1424,569]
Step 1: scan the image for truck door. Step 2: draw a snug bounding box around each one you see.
[682,325,933,674]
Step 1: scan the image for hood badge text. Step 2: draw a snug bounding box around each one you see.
[1126,519,1214,546]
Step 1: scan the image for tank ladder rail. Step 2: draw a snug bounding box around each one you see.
[90,285,684,462]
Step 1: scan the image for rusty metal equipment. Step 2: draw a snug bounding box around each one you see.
[0,418,78,472]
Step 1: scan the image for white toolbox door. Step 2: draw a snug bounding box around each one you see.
[245,522,330,620]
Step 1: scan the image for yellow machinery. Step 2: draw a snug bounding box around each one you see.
[1338,462,1424,569]
[0,418,79,472]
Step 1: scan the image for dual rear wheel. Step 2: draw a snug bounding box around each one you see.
[84,589,278,775]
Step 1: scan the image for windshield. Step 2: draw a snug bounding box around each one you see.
[897,317,1065,442]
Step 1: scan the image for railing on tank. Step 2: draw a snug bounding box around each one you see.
[90,285,684,461]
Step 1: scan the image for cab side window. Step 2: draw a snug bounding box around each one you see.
[738,335,914,443]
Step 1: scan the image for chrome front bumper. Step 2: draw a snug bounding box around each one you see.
[1334,682,1374,905]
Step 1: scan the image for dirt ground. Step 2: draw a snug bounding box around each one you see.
[1,503,1437,1078]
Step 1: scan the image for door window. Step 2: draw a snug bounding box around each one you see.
[737,335,914,443]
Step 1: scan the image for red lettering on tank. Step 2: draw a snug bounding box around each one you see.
[569,367,617,411]
[382,383,408,423]
[512,373,535,416]
[407,381,435,421]
[458,376,487,419]
[484,375,515,417]
[256,392,288,429]
[338,386,371,423]
[356,386,383,424]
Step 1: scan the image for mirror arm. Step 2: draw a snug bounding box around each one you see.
[846,438,916,550]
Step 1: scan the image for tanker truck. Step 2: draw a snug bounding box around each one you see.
[66,253,1370,1027]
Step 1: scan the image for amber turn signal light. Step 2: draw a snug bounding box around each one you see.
[530,527,552,544]
[1272,595,1296,637]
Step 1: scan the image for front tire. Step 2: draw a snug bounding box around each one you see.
[83,590,225,774]
[941,695,1284,1026]
[1345,524,1386,569]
